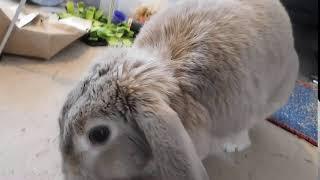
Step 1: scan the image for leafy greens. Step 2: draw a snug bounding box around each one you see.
[58,1,134,46]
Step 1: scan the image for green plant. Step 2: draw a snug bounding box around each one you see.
[58,1,134,46]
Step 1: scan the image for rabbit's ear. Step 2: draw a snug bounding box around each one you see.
[135,101,209,180]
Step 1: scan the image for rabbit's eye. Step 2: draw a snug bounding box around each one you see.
[88,126,110,145]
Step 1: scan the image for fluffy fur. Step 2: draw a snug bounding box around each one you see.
[59,0,299,180]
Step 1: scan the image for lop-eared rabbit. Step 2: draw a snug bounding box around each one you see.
[59,0,299,179]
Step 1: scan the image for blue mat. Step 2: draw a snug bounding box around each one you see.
[269,81,318,146]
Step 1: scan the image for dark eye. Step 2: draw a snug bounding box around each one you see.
[88,125,110,145]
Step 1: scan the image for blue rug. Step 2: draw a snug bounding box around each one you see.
[268,81,318,146]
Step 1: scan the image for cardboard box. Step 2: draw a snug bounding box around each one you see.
[0,7,88,60]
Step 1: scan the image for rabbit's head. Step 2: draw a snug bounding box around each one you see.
[59,48,209,180]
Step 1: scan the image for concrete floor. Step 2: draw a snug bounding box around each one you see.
[0,42,318,180]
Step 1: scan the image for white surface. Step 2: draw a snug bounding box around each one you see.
[58,16,92,32]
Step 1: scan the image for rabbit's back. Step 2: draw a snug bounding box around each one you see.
[134,0,299,136]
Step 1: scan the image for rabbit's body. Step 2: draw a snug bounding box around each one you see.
[134,0,299,158]
[59,0,299,179]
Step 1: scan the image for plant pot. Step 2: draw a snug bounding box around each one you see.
[81,34,108,46]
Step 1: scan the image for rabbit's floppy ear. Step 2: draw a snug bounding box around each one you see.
[135,100,209,180]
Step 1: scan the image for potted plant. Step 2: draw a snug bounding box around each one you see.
[58,1,136,46]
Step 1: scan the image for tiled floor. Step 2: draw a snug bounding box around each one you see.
[0,42,318,180]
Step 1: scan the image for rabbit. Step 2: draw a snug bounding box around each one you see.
[58,0,299,179]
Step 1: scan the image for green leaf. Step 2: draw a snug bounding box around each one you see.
[77,1,85,17]
[66,1,75,15]
[96,30,107,39]
[126,31,135,38]
[97,28,115,39]
[89,31,98,38]
[100,15,108,23]
[115,32,124,38]
[94,9,104,21]
[77,2,85,12]
[106,29,115,36]
[122,38,133,46]
[90,26,101,33]
[85,6,96,20]
[116,26,127,32]
[107,37,119,46]
[104,23,116,29]
[92,20,103,27]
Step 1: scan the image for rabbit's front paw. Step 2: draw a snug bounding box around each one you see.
[223,130,251,153]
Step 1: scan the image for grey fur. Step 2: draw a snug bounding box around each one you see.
[59,0,299,179]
